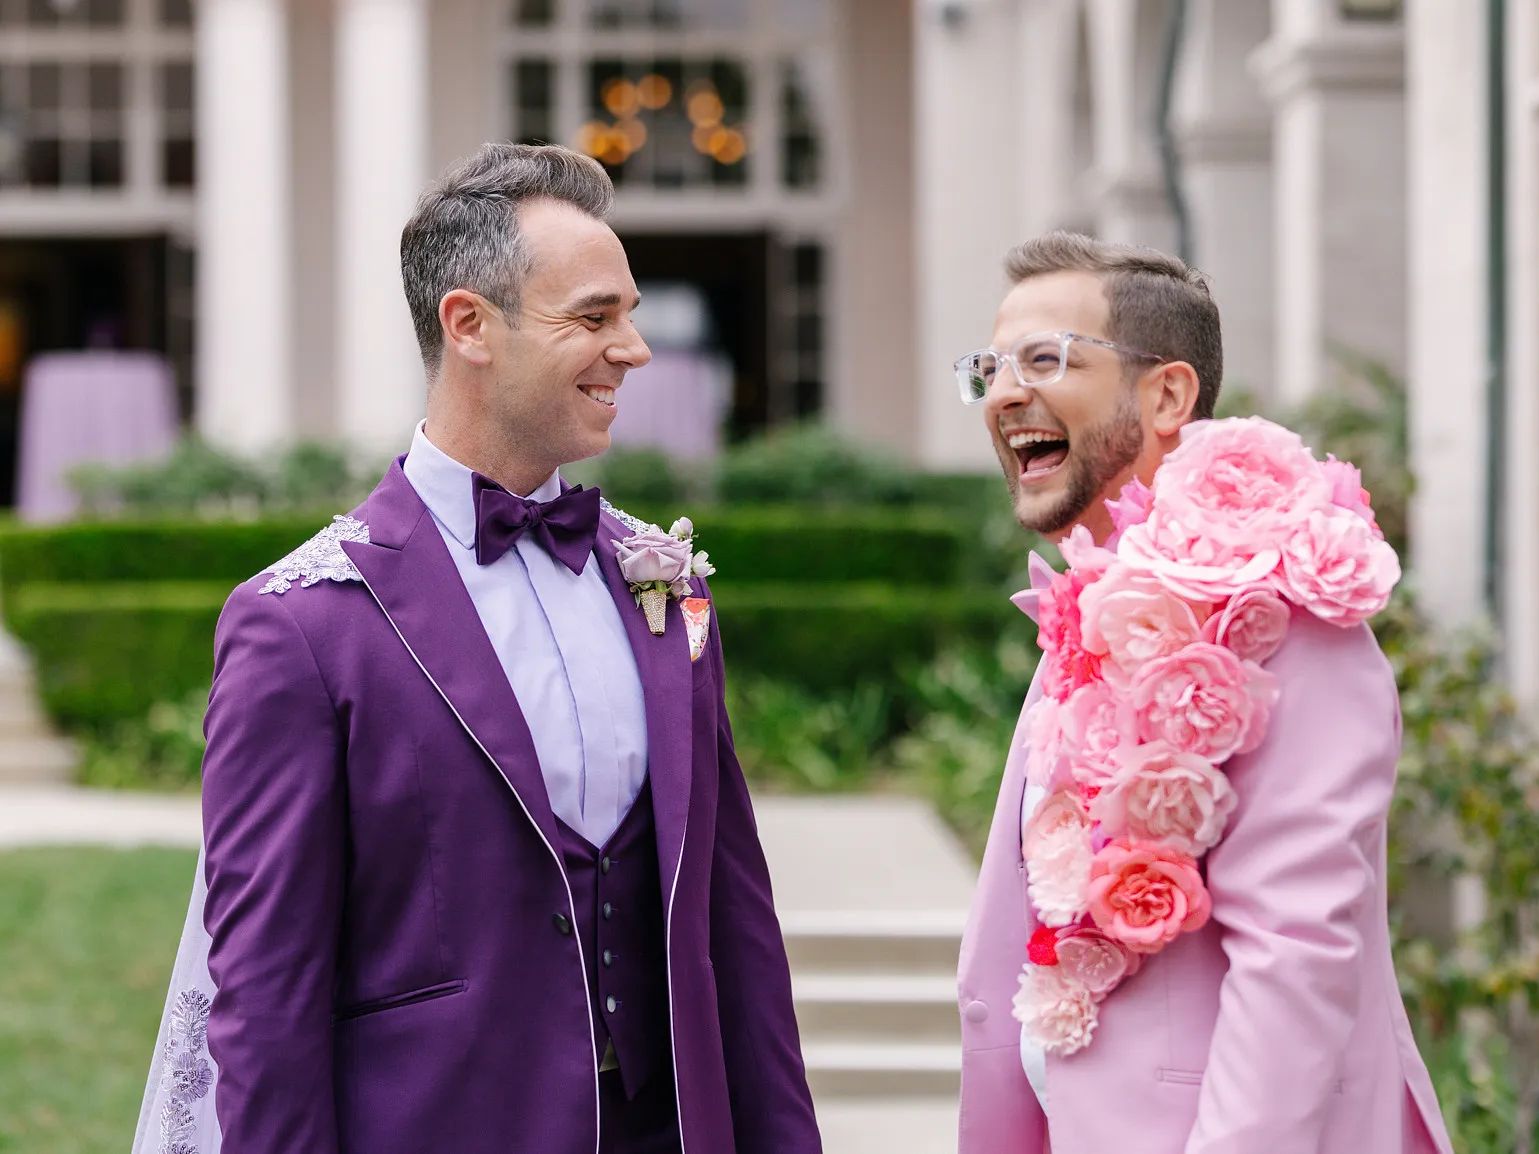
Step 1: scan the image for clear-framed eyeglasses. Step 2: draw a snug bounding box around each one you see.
[953,330,1166,405]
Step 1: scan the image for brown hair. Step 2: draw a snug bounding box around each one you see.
[1002,231,1223,421]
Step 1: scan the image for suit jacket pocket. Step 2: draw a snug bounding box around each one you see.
[334,978,468,1023]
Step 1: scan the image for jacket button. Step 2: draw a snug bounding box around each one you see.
[553,913,572,935]
[602,902,613,920]
[603,949,613,967]
[601,856,612,874]
[606,995,617,1013]
[964,1000,989,1023]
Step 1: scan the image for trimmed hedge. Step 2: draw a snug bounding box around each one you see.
[0,506,974,593]
[7,577,1029,729]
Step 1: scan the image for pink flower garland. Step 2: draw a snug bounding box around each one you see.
[1013,416,1401,1056]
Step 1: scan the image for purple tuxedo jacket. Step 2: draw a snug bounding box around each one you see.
[199,461,822,1154]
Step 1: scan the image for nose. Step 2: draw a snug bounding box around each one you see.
[609,318,652,371]
[982,369,1030,418]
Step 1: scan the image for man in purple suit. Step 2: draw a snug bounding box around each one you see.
[135,143,821,1154]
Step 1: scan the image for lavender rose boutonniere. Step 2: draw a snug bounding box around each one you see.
[614,517,716,635]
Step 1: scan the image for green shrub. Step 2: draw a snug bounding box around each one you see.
[714,424,922,506]
[77,686,208,792]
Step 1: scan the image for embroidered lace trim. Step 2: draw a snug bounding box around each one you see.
[158,989,212,1153]
[259,515,370,595]
[600,498,658,536]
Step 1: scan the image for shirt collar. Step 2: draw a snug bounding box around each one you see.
[401,420,562,551]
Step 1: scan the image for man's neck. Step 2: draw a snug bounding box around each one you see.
[421,420,555,498]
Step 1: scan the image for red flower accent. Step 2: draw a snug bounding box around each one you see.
[1028,925,1061,966]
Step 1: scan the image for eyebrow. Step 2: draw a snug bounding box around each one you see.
[568,291,642,313]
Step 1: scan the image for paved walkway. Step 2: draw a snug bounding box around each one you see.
[0,785,974,1154]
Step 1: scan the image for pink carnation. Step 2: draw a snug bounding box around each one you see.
[1086,840,1212,953]
[1321,455,1382,537]
[1091,742,1238,855]
[1105,476,1155,540]
[1023,789,1094,927]
[1054,926,1142,997]
[1078,562,1207,679]
[1125,642,1279,762]
[1277,507,1401,627]
[1038,566,1104,702]
[1203,585,1292,664]
[1058,681,1129,790]
[1013,964,1099,1055]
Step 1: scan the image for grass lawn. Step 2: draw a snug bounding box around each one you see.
[0,846,196,1153]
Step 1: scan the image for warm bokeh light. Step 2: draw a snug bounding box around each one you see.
[708,127,747,164]
[636,73,673,110]
[685,83,724,128]
[601,77,641,118]
[617,116,648,150]
[575,120,608,157]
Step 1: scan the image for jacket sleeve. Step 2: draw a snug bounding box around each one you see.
[200,582,347,1152]
[1185,612,1402,1154]
[703,598,824,1154]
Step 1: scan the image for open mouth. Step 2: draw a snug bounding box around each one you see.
[1006,429,1070,481]
[579,383,616,408]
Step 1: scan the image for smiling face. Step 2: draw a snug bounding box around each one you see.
[983,270,1171,542]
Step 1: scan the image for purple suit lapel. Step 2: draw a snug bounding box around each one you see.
[594,510,694,897]
[340,461,562,854]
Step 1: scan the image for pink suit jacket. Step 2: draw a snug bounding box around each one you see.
[958,608,1455,1154]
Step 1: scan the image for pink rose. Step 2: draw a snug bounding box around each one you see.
[1025,698,1068,788]
[613,530,692,586]
[1203,585,1291,664]
[1086,840,1213,953]
[1091,741,1238,855]
[1054,926,1142,997]
[1012,964,1099,1055]
[1126,642,1279,762]
[1058,681,1132,790]
[1058,524,1117,576]
[1321,455,1381,537]
[1105,476,1155,539]
[1038,566,1104,701]
[1023,789,1094,927]
[1078,562,1207,678]
[1118,508,1285,602]
[1277,507,1401,627]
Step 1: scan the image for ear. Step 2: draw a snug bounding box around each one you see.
[1148,360,1201,438]
[438,289,497,368]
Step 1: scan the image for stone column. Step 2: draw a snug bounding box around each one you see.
[1405,0,1489,626]
[1251,3,1407,407]
[1172,0,1274,401]
[334,0,431,456]
[195,0,292,453]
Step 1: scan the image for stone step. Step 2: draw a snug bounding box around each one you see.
[793,973,960,1043]
[802,1041,962,1098]
[813,1096,959,1154]
[0,736,77,785]
[781,910,964,975]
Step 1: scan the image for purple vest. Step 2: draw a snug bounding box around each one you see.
[558,778,671,1100]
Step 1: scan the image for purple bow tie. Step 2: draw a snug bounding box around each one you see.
[471,474,602,575]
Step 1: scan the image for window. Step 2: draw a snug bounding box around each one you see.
[778,241,825,417]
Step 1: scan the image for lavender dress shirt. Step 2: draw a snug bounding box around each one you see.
[402,422,649,848]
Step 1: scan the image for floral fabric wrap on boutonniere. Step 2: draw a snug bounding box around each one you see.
[1012,416,1401,1057]
[613,517,716,637]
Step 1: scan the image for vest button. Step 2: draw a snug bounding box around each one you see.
[606,995,617,1013]
[552,913,572,935]
[601,856,612,874]
[964,999,989,1023]
[603,949,613,967]
[602,902,613,920]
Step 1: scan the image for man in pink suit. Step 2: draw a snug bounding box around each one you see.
[954,232,1453,1154]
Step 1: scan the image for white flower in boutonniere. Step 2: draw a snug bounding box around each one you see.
[614,517,715,636]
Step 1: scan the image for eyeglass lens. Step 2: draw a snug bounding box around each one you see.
[956,335,1068,403]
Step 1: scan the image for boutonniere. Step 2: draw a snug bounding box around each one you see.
[613,517,716,636]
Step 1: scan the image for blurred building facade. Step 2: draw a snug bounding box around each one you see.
[0,0,1537,694]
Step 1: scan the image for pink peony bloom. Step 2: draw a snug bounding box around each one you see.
[1277,507,1401,627]
[1025,698,1068,789]
[1013,964,1100,1055]
[1086,840,1213,953]
[1091,741,1238,856]
[1023,790,1094,927]
[1125,642,1280,762]
[1078,562,1208,679]
[1038,566,1105,701]
[1058,681,1130,790]
[1321,455,1381,537]
[1054,925,1142,997]
[1105,476,1155,539]
[1203,585,1292,664]
[1117,508,1285,602]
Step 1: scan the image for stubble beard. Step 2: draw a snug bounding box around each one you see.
[1005,394,1144,536]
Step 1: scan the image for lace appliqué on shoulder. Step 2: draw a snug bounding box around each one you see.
[600,498,658,536]
[158,989,212,1154]
[259,515,370,595]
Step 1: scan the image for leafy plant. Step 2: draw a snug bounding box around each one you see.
[77,685,208,792]
[713,424,922,507]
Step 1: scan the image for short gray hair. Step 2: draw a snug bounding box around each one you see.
[1003,231,1224,420]
[400,142,616,370]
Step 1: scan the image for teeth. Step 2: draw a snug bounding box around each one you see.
[1005,430,1066,449]
[580,385,616,407]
